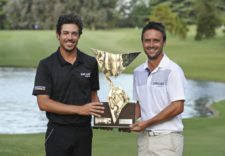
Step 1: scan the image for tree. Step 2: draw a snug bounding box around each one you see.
[150,0,196,24]
[80,0,117,30]
[4,0,118,30]
[195,0,222,40]
[149,4,188,39]
[116,0,139,18]
[0,0,7,29]
[4,0,65,29]
[4,0,32,29]
[31,0,66,29]
[116,0,150,28]
[127,2,150,28]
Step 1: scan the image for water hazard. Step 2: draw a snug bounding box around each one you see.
[1,67,225,134]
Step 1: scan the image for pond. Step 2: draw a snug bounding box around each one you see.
[1,67,225,134]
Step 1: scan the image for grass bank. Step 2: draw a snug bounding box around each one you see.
[0,100,224,156]
[0,27,225,81]
[0,27,225,155]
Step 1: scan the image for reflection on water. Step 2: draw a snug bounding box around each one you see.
[1,67,225,134]
[194,96,213,117]
[185,80,225,117]
[0,68,46,134]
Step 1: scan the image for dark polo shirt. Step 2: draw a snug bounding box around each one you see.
[33,48,99,125]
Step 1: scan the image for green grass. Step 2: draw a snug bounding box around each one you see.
[0,26,225,81]
[0,133,44,156]
[0,100,225,156]
[0,27,225,155]
[183,100,225,156]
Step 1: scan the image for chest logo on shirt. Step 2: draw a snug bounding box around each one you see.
[152,82,165,86]
[80,72,91,78]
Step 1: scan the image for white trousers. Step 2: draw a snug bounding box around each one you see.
[137,131,183,156]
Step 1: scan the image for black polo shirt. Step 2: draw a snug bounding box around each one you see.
[33,48,99,125]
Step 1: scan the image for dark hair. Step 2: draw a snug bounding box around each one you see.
[141,22,166,42]
[56,14,83,35]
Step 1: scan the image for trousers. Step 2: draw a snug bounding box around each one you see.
[45,122,92,156]
[137,131,183,156]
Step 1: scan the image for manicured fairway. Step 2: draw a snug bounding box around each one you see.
[0,27,225,155]
[0,27,225,81]
[0,100,225,156]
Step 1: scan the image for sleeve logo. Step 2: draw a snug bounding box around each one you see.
[34,86,46,91]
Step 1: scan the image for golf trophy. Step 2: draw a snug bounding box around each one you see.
[92,48,140,128]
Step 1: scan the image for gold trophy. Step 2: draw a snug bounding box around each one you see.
[92,48,140,128]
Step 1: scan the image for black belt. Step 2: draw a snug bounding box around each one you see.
[48,121,91,128]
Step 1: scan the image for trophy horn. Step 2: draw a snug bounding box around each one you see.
[122,52,141,68]
[91,48,98,56]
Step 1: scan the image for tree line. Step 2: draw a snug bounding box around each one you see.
[0,0,224,40]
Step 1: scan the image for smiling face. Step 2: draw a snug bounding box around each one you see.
[142,29,165,60]
[56,24,80,53]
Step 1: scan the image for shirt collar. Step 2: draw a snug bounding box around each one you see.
[57,48,83,66]
[74,49,84,65]
[157,53,170,68]
[143,53,170,73]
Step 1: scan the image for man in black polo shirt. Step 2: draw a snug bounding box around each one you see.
[32,14,104,156]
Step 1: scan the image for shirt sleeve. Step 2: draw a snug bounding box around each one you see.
[132,72,139,101]
[167,67,186,102]
[90,59,100,91]
[32,61,52,96]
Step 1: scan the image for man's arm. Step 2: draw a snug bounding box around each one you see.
[91,90,100,102]
[135,101,141,119]
[37,93,104,117]
[130,100,184,132]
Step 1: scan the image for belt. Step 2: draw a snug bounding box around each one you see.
[145,130,182,136]
[48,122,91,128]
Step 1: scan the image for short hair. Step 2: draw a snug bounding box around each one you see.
[141,22,166,42]
[56,14,83,35]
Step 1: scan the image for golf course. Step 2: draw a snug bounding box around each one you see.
[0,26,225,156]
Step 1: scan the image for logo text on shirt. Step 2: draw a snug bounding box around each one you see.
[34,86,46,91]
[152,82,165,86]
[80,72,91,78]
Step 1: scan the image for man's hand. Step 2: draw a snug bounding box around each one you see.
[78,102,105,117]
[130,120,148,132]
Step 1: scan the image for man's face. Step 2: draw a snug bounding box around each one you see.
[142,29,165,60]
[56,24,80,53]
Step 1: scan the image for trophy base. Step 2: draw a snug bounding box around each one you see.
[93,102,135,128]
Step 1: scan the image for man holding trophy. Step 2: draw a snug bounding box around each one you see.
[131,22,186,156]
[93,22,186,156]
[33,14,105,156]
